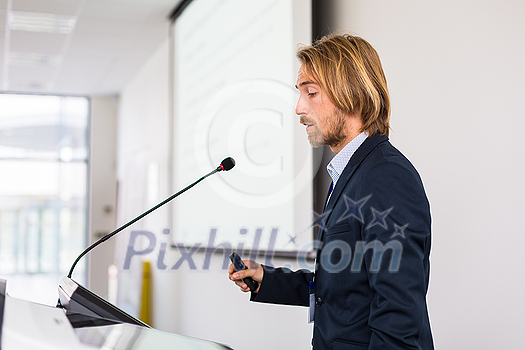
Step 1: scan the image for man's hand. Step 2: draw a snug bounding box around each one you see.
[228,260,264,293]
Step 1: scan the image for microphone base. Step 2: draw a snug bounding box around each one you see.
[57,276,150,328]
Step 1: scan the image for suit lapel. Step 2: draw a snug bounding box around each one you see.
[318,134,389,241]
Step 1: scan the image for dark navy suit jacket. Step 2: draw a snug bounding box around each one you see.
[252,134,434,350]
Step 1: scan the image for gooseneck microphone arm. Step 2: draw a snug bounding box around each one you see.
[67,157,236,279]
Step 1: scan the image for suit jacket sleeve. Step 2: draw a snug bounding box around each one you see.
[250,265,313,307]
[360,161,432,349]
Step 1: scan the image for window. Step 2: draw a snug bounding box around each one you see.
[0,93,89,305]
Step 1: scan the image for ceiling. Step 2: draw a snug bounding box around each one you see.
[0,0,181,96]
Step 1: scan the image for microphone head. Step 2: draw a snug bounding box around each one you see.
[220,157,236,171]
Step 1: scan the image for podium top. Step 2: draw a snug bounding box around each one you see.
[0,278,233,350]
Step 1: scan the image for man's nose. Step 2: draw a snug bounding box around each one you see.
[295,95,306,116]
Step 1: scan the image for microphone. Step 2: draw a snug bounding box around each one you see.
[219,156,235,171]
[66,157,236,279]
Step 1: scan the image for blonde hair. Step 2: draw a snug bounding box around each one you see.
[297,34,390,136]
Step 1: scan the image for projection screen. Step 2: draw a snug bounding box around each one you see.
[170,0,317,254]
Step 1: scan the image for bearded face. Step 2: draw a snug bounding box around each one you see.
[300,109,348,149]
[295,70,349,151]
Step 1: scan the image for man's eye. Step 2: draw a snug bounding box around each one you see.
[308,92,317,97]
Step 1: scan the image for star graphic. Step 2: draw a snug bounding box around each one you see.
[366,207,393,230]
[336,194,371,224]
[310,209,332,230]
[287,209,333,245]
[390,223,409,239]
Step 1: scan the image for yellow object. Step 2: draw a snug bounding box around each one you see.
[139,260,151,325]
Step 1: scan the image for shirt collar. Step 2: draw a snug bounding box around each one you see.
[327,132,368,187]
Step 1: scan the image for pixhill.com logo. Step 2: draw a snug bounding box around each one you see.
[122,194,408,274]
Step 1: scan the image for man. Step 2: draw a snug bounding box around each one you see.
[229,34,434,350]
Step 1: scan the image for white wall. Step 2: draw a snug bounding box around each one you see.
[322,0,525,349]
[115,38,173,327]
[89,96,118,298]
[114,1,525,349]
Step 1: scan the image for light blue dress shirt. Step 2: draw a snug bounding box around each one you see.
[326,132,368,199]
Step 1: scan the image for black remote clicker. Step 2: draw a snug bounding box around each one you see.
[229,252,259,292]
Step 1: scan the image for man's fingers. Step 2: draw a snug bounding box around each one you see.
[231,269,252,280]
[229,271,252,292]
[228,260,262,293]
[232,279,249,292]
